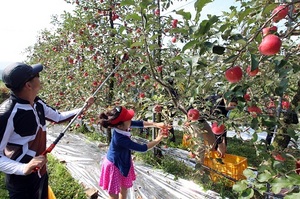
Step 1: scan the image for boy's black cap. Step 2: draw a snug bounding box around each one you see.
[2,62,43,90]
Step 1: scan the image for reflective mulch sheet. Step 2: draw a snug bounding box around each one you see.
[47,125,221,199]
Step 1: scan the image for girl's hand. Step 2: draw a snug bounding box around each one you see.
[155,129,165,141]
[155,122,172,129]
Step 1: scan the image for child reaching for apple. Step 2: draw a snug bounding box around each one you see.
[207,94,238,157]
[97,106,171,199]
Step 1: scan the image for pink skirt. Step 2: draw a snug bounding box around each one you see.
[99,157,136,195]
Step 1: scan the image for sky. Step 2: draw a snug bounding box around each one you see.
[0,0,236,70]
[0,0,74,69]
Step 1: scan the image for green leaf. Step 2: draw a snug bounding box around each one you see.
[223,55,238,63]
[252,132,258,142]
[238,7,255,24]
[287,127,297,140]
[257,172,272,182]
[241,188,255,199]
[175,9,191,20]
[130,42,143,48]
[243,169,257,179]
[140,0,152,9]
[194,0,213,22]
[271,177,293,194]
[232,181,248,192]
[195,15,219,36]
[120,0,135,6]
[219,24,230,33]
[285,193,300,199]
[125,13,142,21]
[250,54,259,70]
[182,40,198,52]
[286,173,300,185]
[274,58,287,73]
[250,118,258,129]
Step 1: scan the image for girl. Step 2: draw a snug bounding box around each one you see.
[98,106,170,199]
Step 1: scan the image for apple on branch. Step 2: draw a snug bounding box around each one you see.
[211,122,225,135]
[247,105,262,117]
[187,109,200,121]
[259,34,282,56]
[139,92,145,98]
[244,93,251,101]
[225,66,243,83]
[153,104,162,113]
[281,100,290,109]
[262,26,278,37]
[171,36,177,43]
[272,4,289,23]
[272,152,286,162]
[172,19,178,28]
[246,65,259,77]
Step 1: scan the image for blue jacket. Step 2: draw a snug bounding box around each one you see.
[106,120,148,177]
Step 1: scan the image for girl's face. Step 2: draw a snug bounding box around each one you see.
[117,120,132,131]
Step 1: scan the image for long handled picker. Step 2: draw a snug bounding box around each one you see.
[34,53,129,171]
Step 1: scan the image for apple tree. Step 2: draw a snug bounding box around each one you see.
[24,0,300,197]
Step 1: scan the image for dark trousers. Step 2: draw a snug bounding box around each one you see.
[6,172,48,199]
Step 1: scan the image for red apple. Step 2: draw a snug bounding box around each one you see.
[172,19,178,28]
[156,65,163,72]
[246,66,259,77]
[272,5,289,22]
[247,105,262,117]
[225,66,243,83]
[154,9,160,16]
[143,75,150,80]
[259,34,282,56]
[187,109,200,121]
[92,81,98,86]
[273,153,285,162]
[211,122,225,135]
[139,92,145,98]
[244,93,251,101]
[68,58,74,65]
[171,37,177,43]
[262,26,278,36]
[281,100,290,109]
[153,104,162,113]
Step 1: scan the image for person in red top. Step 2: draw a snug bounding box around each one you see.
[0,62,94,199]
[98,106,171,199]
